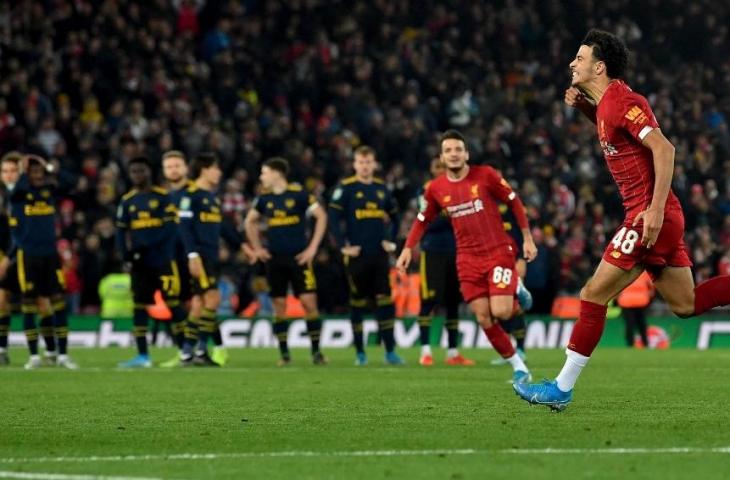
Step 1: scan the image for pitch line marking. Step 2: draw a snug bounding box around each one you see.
[0,472,166,480]
[502,447,730,454]
[0,450,476,464]
[2,447,730,464]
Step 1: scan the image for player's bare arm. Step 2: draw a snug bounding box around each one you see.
[522,230,537,262]
[243,208,272,261]
[395,247,412,273]
[632,129,675,248]
[400,183,440,272]
[296,203,327,265]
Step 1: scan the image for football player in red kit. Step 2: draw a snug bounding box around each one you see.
[397,130,538,384]
[514,29,730,411]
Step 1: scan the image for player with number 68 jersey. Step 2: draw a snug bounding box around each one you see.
[397,129,538,384]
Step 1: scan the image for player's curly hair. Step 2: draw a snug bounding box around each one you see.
[582,29,629,79]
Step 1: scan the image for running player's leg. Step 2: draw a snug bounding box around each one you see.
[494,258,528,365]
[458,254,522,375]
[514,260,641,409]
[653,266,730,318]
[557,261,642,385]
[487,256,528,365]
[469,295,527,380]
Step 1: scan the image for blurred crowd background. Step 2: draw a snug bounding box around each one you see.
[0,0,728,316]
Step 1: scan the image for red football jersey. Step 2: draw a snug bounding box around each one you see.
[406,165,518,257]
[596,79,682,218]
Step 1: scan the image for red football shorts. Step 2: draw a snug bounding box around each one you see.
[456,245,518,303]
[602,208,692,280]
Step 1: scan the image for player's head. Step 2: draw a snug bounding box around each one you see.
[439,130,469,172]
[0,151,22,188]
[161,150,188,184]
[571,29,629,86]
[353,145,376,179]
[128,156,153,188]
[26,154,47,187]
[191,152,222,187]
[260,157,289,189]
[430,155,445,178]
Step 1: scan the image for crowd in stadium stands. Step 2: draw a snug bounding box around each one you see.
[0,0,728,315]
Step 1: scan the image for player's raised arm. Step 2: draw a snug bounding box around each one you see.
[396,185,440,272]
[483,167,537,262]
[565,87,597,124]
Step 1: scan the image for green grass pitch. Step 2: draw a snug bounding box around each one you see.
[1,347,730,479]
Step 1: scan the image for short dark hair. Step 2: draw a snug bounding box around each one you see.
[439,129,468,151]
[582,29,629,79]
[128,155,152,169]
[190,152,218,179]
[354,145,376,158]
[263,157,290,178]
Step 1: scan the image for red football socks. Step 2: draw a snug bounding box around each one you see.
[693,275,730,316]
[567,300,608,357]
[483,323,516,359]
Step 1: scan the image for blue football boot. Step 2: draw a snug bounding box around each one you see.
[516,277,533,311]
[512,370,532,385]
[118,354,152,369]
[513,379,572,412]
[355,352,368,366]
[384,351,405,365]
